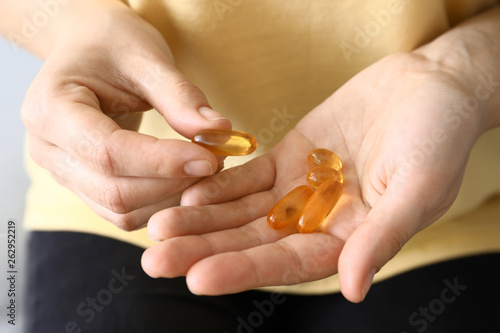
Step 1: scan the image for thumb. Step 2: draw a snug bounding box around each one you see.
[135,55,232,138]
[338,175,433,303]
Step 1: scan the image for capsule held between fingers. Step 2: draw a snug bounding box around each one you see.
[297,179,343,233]
[268,185,314,230]
[191,129,257,156]
[308,148,342,170]
[307,166,344,189]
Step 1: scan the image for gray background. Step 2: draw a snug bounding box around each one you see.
[0,36,42,332]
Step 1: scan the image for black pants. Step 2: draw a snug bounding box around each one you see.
[25,231,500,333]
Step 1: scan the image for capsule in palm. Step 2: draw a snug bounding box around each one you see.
[192,129,257,156]
[297,179,343,233]
[308,148,342,170]
[306,166,344,189]
[268,185,314,230]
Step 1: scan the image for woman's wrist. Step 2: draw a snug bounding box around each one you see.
[413,5,500,133]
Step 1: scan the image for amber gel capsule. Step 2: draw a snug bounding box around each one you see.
[308,148,342,170]
[268,185,314,230]
[191,129,257,156]
[192,129,257,156]
[297,179,343,233]
[307,166,344,189]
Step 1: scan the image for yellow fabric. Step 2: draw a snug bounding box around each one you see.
[24,0,500,294]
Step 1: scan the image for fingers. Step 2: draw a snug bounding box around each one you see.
[28,135,197,219]
[130,53,232,139]
[180,154,276,206]
[142,218,288,278]
[24,95,222,178]
[142,219,282,277]
[148,188,280,240]
[338,176,431,303]
[78,191,183,231]
[186,233,343,295]
[142,217,344,295]
[22,43,233,180]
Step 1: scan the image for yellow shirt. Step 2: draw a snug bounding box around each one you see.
[24,0,500,294]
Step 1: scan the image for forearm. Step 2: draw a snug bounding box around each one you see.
[0,0,125,58]
[414,4,500,131]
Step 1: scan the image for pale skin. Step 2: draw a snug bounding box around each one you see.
[0,0,231,229]
[2,0,499,303]
[142,6,500,303]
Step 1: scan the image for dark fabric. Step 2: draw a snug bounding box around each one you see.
[25,231,500,333]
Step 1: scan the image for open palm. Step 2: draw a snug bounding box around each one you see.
[143,52,484,302]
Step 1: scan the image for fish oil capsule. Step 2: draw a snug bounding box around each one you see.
[297,179,343,233]
[191,129,257,156]
[308,148,342,170]
[268,185,314,230]
[306,166,344,189]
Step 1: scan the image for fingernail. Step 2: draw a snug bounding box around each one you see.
[148,233,159,243]
[362,268,376,301]
[216,160,225,173]
[147,228,159,242]
[184,160,214,176]
[199,106,227,121]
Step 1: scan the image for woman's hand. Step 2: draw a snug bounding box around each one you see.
[19,0,231,230]
[143,47,497,302]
